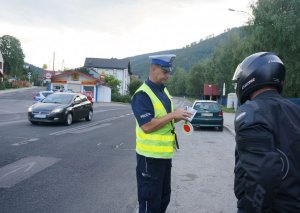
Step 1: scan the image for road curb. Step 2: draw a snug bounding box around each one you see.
[0,86,37,94]
[224,125,236,137]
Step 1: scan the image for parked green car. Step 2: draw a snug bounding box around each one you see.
[190,100,224,131]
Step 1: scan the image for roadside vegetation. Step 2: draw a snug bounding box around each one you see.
[221,106,236,113]
[167,0,300,99]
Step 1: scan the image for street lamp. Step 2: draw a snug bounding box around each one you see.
[228,8,254,19]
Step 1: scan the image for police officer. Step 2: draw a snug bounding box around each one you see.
[232,52,300,213]
[131,54,191,213]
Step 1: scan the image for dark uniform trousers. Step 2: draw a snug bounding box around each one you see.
[136,153,172,213]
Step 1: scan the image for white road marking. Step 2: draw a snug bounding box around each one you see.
[93,108,128,114]
[0,156,60,188]
[0,120,27,126]
[49,117,118,136]
[73,123,111,134]
[11,138,40,146]
[114,142,124,149]
[117,148,135,151]
[0,162,36,180]
[49,113,133,136]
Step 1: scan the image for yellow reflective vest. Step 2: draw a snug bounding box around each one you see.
[134,83,175,159]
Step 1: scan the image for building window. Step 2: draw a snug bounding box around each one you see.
[0,62,2,69]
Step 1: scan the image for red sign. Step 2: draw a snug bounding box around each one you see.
[45,72,52,79]
[182,122,194,135]
[81,80,97,85]
[203,84,220,96]
[52,80,67,84]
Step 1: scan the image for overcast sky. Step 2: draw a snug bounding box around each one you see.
[0,0,256,70]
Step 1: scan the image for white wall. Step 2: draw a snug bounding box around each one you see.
[97,85,111,102]
[95,68,129,95]
[227,93,238,111]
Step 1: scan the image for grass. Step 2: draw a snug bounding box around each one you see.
[221,105,236,113]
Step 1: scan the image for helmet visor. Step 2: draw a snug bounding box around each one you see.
[232,64,242,81]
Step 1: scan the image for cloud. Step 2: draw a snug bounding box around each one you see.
[0,0,256,68]
[0,0,203,32]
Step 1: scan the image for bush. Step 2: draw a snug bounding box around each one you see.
[11,80,31,88]
[128,80,143,96]
[112,93,131,103]
[221,105,236,113]
[0,82,5,90]
[0,80,13,90]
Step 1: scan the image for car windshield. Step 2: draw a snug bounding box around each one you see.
[194,102,220,111]
[42,93,73,104]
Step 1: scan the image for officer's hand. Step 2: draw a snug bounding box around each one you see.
[172,107,192,121]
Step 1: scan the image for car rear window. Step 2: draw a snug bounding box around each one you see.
[42,92,53,97]
[193,102,220,111]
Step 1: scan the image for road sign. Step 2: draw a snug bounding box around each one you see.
[27,72,31,81]
[45,72,52,79]
[182,121,194,135]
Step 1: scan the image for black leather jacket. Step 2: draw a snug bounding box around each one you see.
[234,90,300,213]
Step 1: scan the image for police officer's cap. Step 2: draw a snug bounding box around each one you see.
[149,54,176,72]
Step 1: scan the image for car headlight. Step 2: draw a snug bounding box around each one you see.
[52,108,64,113]
[28,107,32,112]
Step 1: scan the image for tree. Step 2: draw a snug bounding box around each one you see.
[128,79,143,96]
[186,63,208,98]
[167,68,187,96]
[0,35,25,77]
[103,74,121,95]
[247,0,300,97]
[208,31,247,95]
[42,64,48,69]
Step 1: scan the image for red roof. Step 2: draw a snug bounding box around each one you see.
[203,84,220,96]
[52,70,105,85]
[52,70,97,80]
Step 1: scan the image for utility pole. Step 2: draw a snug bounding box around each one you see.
[53,52,55,71]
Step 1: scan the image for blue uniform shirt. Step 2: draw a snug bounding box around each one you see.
[131,79,171,127]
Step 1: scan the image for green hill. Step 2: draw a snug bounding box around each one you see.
[127,27,242,80]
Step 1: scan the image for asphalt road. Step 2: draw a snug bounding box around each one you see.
[0,87,237,213]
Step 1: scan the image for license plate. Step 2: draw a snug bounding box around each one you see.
[202,113,213,117]
[34,114,46,118]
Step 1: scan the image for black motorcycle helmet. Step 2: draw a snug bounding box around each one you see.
[232,52,286,104]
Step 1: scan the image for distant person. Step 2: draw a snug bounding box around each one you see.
[131,54,191,213]
[232,52,300,212]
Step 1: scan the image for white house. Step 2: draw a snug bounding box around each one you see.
[0,51,4,79]
[84,58,131,95]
